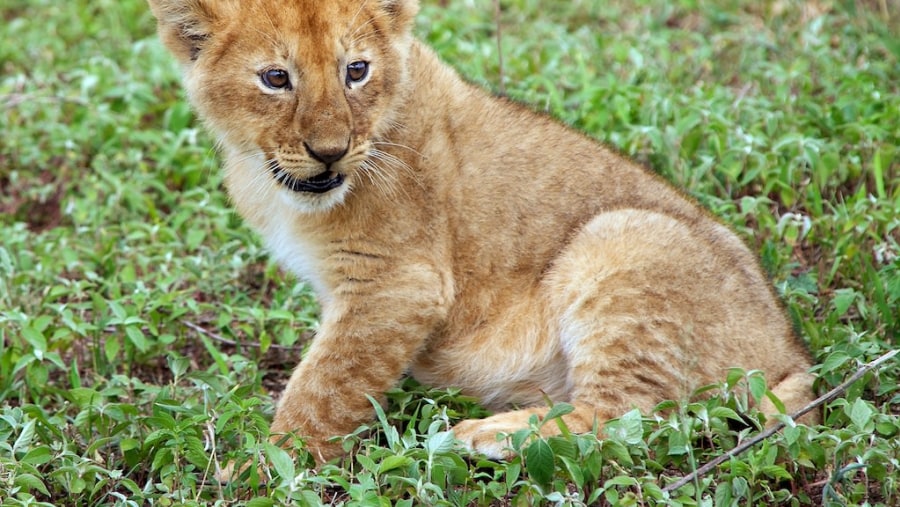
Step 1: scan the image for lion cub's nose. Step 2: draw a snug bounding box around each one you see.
[304,142,348,167]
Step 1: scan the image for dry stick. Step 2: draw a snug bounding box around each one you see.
[493,0,506,96]
[183,320,304,352]
[662,348,900,494]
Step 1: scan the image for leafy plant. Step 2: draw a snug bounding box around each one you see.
[1,0,898,504]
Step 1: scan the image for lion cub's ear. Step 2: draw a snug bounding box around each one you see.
[146,0,235,64]
[380,0,419,33]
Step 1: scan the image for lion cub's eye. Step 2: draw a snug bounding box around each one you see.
[346,61,369,86]
[260,68,292,90]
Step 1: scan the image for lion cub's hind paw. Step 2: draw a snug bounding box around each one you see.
[214,458,272,484]
[452,417,524,460]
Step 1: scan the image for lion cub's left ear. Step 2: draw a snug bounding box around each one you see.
[380,0,419,32]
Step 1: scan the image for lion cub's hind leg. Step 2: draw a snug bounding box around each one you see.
[455,208,803,459]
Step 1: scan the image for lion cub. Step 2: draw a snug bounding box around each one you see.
[147,0,817,462]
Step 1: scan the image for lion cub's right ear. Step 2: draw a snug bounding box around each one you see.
[146,0,235,64]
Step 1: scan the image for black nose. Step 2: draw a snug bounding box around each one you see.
[304,142,348,166]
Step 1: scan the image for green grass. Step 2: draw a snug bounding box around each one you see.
[1,0,898,505]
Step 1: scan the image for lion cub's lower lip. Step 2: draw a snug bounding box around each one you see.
[271,165,345,194]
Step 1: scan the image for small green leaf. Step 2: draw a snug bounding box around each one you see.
[120,438,140,452]
[831,288,858,317]
[423,430,455,456]
[21,446,52,466]
[708,406,743,422]
[560,456,585,487]
[68,387,102,409]
[604,475,639,488]
[726,368,745,389]
[265,442,295,481]
[357,454,378,474]
[760,464,792,481]
[69,475,87,494]
[378,454,411,474]
[543,402,574,425]
[819,352,851,374]
[15,473,51,496]
[185,437,210,471]
[21,326,47,356]
[524,438,554,486]
[125,326,150,353]
[847,397,874,431]
[667,429,689,457]
[748,374,767,404]
[764,389,787,416]
[13,418,36,453]
[151,447,174,472]
[167,354,189,378]
[606,409,643,445]
[105,336,121,363]
[601,440,633,466]
[547,436,576,461]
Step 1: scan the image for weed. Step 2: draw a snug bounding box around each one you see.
[1,0,898,504]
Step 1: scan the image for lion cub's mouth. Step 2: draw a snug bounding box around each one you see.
[270,163,345,194]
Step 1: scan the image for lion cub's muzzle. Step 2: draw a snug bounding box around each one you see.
[270,163,345,194]
[268,142,349,194]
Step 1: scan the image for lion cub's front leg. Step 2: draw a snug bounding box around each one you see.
[270,263,450,463]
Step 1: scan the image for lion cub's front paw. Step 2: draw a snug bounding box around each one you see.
[452,416,523,460]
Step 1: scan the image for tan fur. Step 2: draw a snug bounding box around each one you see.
[147,0,818,462]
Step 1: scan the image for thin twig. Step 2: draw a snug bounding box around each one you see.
[183,320,305,352]
[493,0,506,96]
[663,348,900,494]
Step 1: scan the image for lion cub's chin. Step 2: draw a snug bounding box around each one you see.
[277,179,352,214]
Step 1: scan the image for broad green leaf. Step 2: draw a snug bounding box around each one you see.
[265,442,294,481]
[120,438,140,452]
[16,473,51,497]
[560,456,585,487]
[708,406,743,422]
[760,464,792,481]
[606,409,643,445]
[125,326,150,353]
[847,397,874,431]
[667,430,689,457]
[547,436,576,461]
[378,454,411,474]
[21,326,47,356]
[819,352,851,374]
[601,440,633,466]
[832,288,858,317]
[13,418,36,453]
[423,430,455,455]
[185,437,210,471]
[748,374,767,404]
[68,387,101,409]
[725,368,745,389]
[357,454,378,474]
[524,438,554,486]
[167,354,189,378]
[21,446,52,466]
[104,336,121,363]
[605,475,639,488]
[151,447,174,472]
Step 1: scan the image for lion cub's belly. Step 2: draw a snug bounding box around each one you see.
[409,327,572,411]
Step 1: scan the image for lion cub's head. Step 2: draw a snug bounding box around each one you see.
[148,0,419,212]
